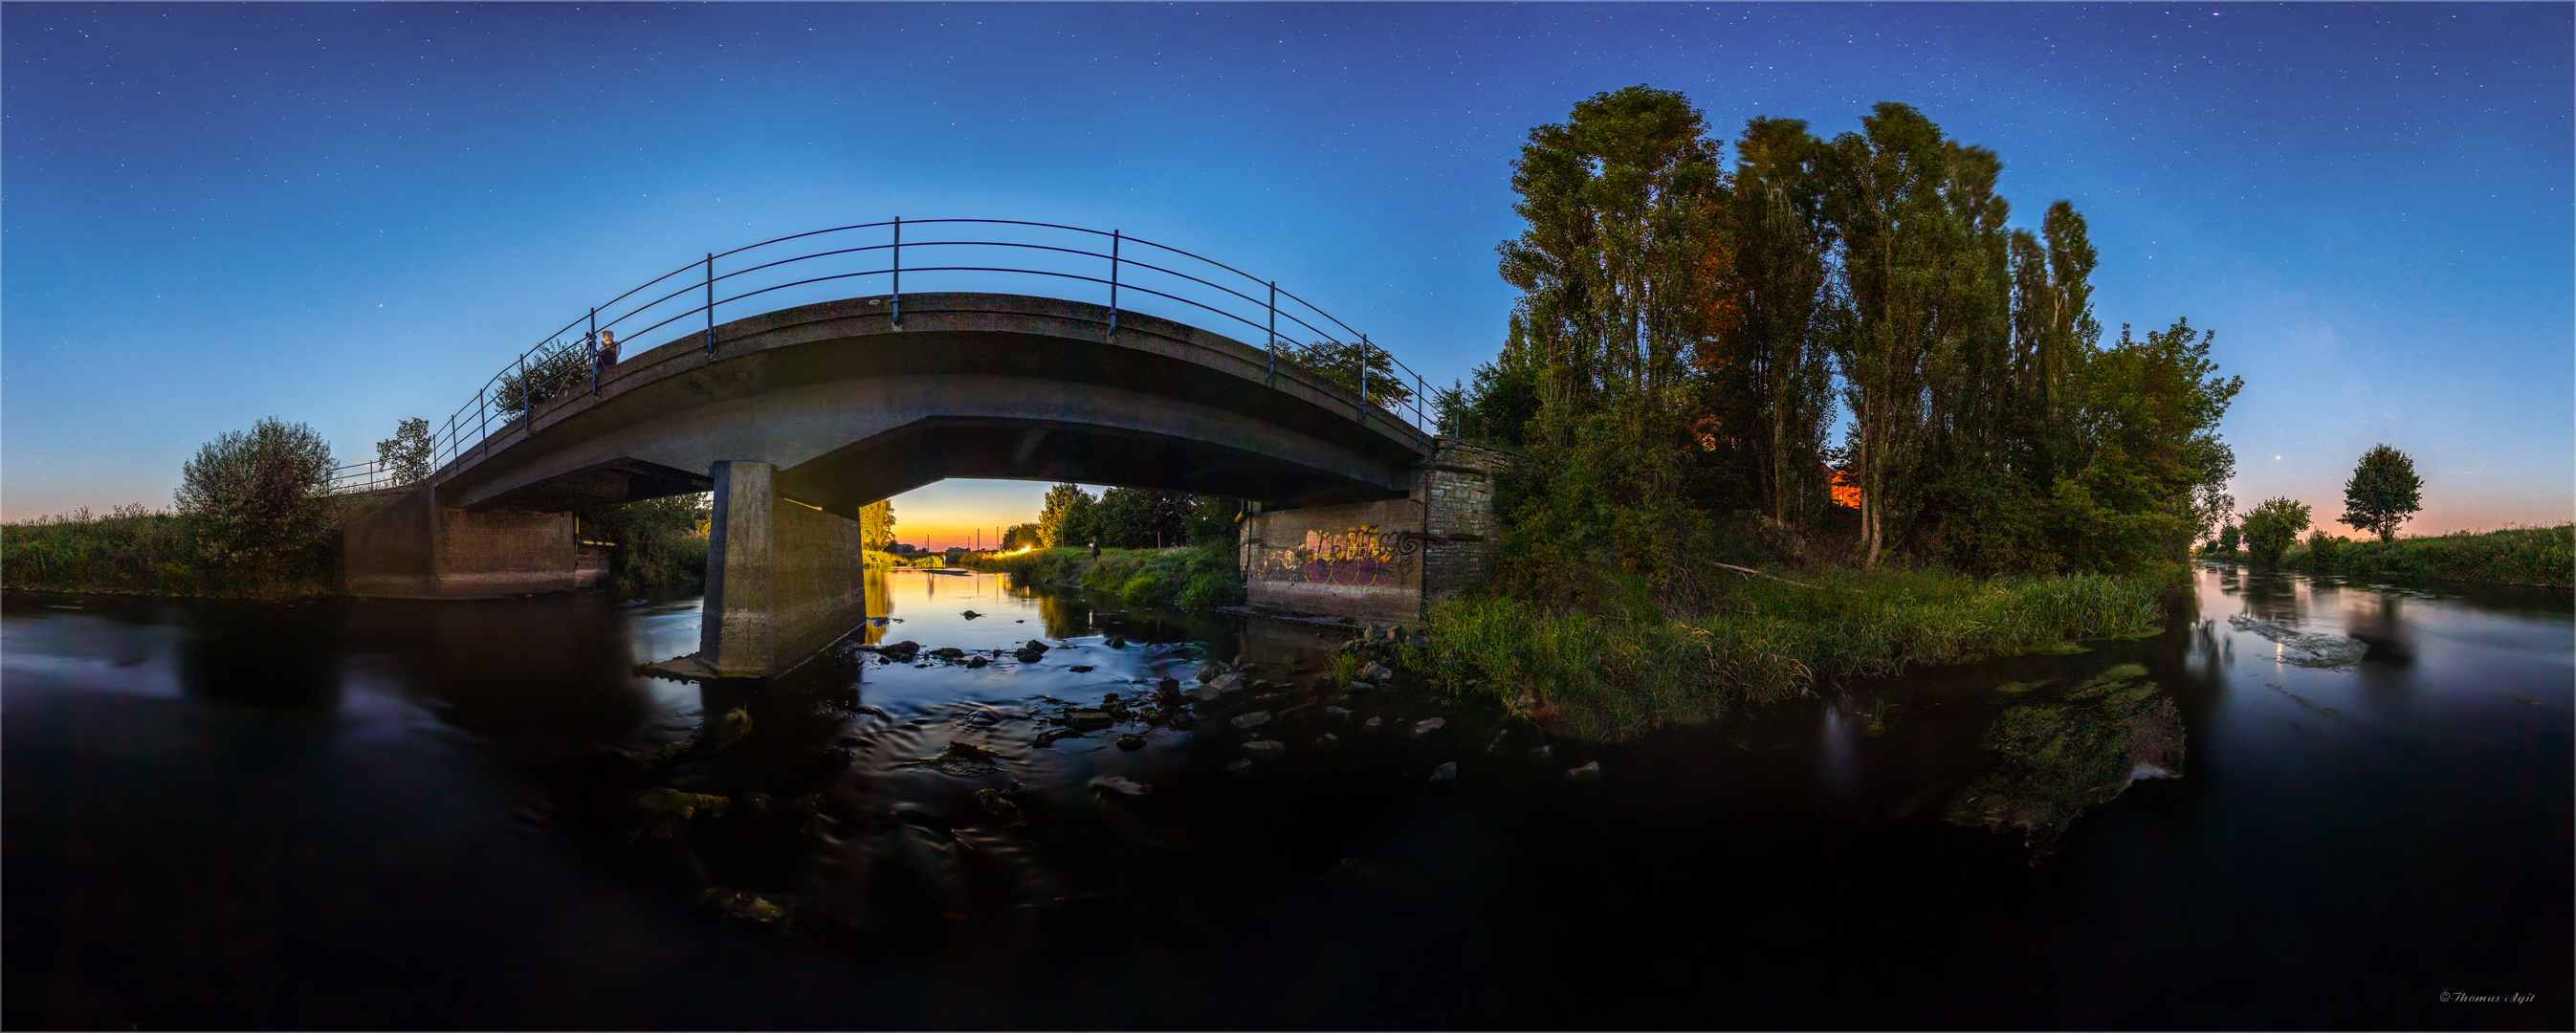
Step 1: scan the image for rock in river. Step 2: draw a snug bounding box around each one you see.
[1409,717,1446,737]
[1241,739,1286,762]
[1565,760,1601,782]
[1089,774,1152,797]
[1064,710,1115,731]
[1428,761,1458,783]
[1230,710,1273,731]
[1313,732,1341,751]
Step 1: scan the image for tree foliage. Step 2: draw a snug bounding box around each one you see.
[373,417,433,485]
[2339,444,2423,542]
[175,417,338,566]
[1454,87,2243,604]
[2241,496,2312,566]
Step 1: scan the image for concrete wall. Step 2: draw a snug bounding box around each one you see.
[770,494,870,669]
[1240,496,1426,624]
[343,486,577,598]
[698,460,869,678]
[1237,436,1522,624]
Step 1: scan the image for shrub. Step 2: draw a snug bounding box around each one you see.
[175,417,338,569]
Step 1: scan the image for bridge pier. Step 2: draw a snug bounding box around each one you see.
[343,486,582,598]
[693,460,871,679]
[1239,437,1518,624]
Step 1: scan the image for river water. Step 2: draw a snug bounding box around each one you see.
[5,564,2566,1029]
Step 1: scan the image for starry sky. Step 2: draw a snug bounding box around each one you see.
[7,2,2568,545]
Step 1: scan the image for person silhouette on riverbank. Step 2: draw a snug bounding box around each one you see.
[1090,538,1100,559]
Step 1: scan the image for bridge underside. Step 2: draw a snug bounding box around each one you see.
[345,293,1512,678]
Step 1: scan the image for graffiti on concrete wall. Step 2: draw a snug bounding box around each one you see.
[1253,526,1421,588]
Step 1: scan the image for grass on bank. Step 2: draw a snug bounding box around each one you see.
[2286,524,2571,588]
[966,545,1244,609]
[1404,568,2163,740]
[2,503,343,598]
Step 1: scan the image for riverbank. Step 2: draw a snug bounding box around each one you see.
[965,545,1244,608]
[1401,569,2163,740]
[1,505,341,599]
[2288,524,2572,588]
[5,496,716,599]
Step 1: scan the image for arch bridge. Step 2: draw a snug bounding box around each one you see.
[341,222,1516,678]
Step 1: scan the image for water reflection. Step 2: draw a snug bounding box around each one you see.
[5,563,2568,1029]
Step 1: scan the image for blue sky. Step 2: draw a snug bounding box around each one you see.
[7,2,2568,544]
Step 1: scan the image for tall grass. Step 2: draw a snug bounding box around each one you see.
[2,503,341,598]
[967,545,1243,608]
[2288,524,2572,588]
[1407,568,2163,740]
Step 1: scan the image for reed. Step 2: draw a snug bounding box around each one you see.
[1406,568,2163,740]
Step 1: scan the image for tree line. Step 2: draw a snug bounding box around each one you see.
[1443,86,2243,603]
[1034,485,1238,551]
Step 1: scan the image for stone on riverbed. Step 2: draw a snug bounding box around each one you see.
[1566,760,1601,782]
[1359,662,1394,683]
[1314,733,1341,751]
[1409,717,1445,737]
[1241,739,1286,762]
[966,654,990,669]
[1230,711,1273,731]
[1325,706,1354,721]
[1089,774,1152,797]
[1064,711,1114,731]
[1428,761,1458,783]
[1361,716,1382,732]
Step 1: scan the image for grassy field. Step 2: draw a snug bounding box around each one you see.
[966,545,1244,609]
[2289,524,2572,588]
[1404,568,2164,740]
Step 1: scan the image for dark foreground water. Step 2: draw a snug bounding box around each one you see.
[5,565,2567,1029]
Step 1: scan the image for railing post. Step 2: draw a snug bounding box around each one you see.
[891,216,902,329]
[1358,334,1370,412]
[588,307,600,396]
[704,253,716,354]
[519,357,533,433]
[1107,229,1120,338]
[1266,280,1278,383]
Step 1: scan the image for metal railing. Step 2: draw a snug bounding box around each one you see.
[337,219,1434,495]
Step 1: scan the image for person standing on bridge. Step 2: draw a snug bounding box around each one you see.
[594,330,620,373]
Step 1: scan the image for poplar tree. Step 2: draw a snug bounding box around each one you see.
[1823,102,1957,565]
[1717,116,1838,528]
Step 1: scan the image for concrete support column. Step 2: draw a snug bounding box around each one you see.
[701,460,778,676]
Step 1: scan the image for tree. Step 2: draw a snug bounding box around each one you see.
[2339,444,2423,542]
[1715,116,1838,528]
[175,417,338,565]
[1287,340,1413,407]
[374,417,433,485]
[861,499,895,551]
[492,344,589,415]
[1002,522,1044,550]
[2213,522,2240,558]
[2240,496,2311,566]
[1037,484,1094,547]
[1822,102,1959,565]
[1497,84,1726,411]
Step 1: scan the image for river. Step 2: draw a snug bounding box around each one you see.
[4,564,2566,1029]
